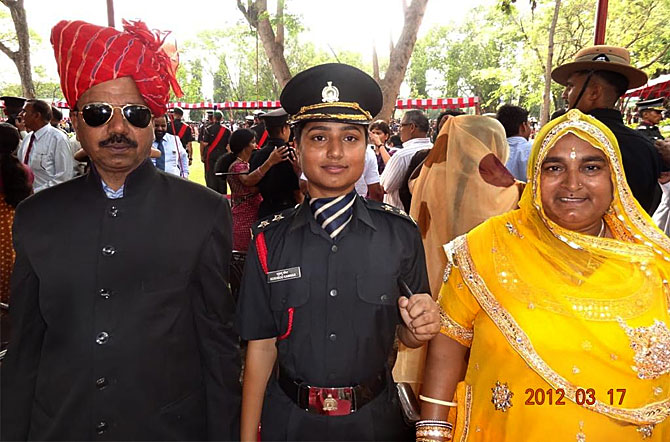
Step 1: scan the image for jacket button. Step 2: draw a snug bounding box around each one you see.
[108,206,119,217]
[329,289,338,297]
[331,245,338,253]
[96,421,108,434]
[380,294,389,302]
[328,333,337,342]
[96,377,108,389]
[99,289,111,299]
[96,332,109,345]
[101,246,116,257]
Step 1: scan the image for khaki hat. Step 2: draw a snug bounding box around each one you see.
[551,45,648,89]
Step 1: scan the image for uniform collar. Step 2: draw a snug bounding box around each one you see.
[290,194,376,233]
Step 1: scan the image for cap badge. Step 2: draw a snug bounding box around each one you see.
[592,54,610,62]
[321,81,340,103]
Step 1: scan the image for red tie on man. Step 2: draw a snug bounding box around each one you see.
[23,133,36,164]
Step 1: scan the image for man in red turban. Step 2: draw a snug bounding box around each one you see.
[1,20,241,441]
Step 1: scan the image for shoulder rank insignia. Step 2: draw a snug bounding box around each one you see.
[368,201,416,225]
[252,206,297,235]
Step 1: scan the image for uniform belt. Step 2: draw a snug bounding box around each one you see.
[277,367,386,416]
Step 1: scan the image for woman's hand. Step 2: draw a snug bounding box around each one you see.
[267,146,291,166]
[398,293,440,346]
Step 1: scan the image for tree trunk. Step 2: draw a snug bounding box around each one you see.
[0,0,36,98]
[540,0,561,126]
[377,0,429,121]
[237,0,292,88]
[372,45,380,83]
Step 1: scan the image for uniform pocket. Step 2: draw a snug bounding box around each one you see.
[269,275,310,311]
[356,273,400,306]
[269,276,310,340]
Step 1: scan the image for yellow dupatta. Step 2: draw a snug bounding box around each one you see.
[446,109,670,431]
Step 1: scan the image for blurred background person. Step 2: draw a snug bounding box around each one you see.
[496,104,532,182]
[369,119,392,174]
[152,115,189,178]
[16,99,73,192]
[0,123,33,304]
[380,109,432,208]
[216,128,289,251]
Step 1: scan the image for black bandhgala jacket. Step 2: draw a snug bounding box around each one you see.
[1,160,241,441]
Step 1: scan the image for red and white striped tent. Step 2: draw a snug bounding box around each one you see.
[622,74,670,100]
[34,97,479,111]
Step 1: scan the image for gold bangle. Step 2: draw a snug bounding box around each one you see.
[419,395,457,407]
[416,427,452,438]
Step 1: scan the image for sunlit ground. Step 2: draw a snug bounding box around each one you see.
[188,142,229,194]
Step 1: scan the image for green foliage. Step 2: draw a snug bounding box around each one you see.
[409,0,670,116]
[176,6,373,103]
[1,65,63,100]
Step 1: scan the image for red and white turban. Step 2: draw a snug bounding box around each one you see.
[50,19,183,116]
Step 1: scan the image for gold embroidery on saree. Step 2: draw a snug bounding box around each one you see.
[617,318,670,380]
[453,235,670,425]
[439,305,473,347]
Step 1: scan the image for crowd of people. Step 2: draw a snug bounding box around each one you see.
[0,17,669,442]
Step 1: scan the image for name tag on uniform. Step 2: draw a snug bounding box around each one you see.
[267,267,302,283]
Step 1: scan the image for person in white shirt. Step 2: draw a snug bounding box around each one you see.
[354,146,383,200]
[151,115,189,178]
[17,99,73,192]
[496,104,532,182]
[379,109,432,208]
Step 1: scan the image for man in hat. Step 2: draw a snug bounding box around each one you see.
[248,107,302,218]
[200,110,230,190]
[167,106,194,163]
[551,45,663,214]
[1,95,26,130]
[636,97,666,141]
[1,19,241,441]
[237,63,439,441]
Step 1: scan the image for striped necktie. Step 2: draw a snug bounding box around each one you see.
[309,191,357,239]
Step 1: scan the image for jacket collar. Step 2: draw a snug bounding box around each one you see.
[86,159,157,199]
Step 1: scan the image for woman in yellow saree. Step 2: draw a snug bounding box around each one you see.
[419,109,670,441]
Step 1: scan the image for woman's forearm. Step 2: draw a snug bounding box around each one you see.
[241,338,277,442]
[420,333,469,420]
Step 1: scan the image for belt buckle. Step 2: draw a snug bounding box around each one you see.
[307,386,355,416]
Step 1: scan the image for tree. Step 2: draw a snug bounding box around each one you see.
[0,0,35,98]
[237,0,292,88]
[237,0,429,121]
[377,0,430,120]
[541,0,561,125]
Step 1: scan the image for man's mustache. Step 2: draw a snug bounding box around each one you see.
[99,134,138,148]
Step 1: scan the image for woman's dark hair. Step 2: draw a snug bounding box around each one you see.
[0,122,32,207]
[369,120,390,136]
[229,128,256,154]
[214,128,256,193]
[389,134,403,148]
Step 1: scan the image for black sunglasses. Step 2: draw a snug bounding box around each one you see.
[78,102,153,128]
